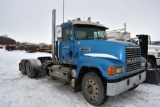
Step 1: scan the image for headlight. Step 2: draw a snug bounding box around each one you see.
[115,66,123,75]
[141,61,146,67]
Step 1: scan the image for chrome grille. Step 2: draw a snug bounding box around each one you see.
[126,47,141,72]
[126,62,141,72]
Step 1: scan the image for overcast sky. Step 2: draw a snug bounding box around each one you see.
[0,0,160,43]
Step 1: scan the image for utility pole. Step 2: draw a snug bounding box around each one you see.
[63,0,64,24]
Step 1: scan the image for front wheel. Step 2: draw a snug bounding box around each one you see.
[82,72,108,106]
[147,58,156,69]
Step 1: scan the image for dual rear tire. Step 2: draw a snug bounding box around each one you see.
[26,62,36,78]
[19,59,41,78]
[19,60,27,75]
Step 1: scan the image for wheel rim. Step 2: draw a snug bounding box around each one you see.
[147,61,152,69]
[85,79,99,101]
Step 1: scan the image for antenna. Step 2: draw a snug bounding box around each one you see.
[63,0,64,23]
[124,23,126,32]
[87,17,91,22]
[158,33,160,41]
[120,23,127,40]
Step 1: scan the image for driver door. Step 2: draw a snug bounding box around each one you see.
[59,24,74,64]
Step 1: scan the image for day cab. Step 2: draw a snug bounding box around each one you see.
[56,19,146,105]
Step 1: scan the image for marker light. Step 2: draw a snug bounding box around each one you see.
[108,67,115,76]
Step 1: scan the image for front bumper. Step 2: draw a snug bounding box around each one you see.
[107,71,146,96]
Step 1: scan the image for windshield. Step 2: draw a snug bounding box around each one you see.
[74,25,107,40]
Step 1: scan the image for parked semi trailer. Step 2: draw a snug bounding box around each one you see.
[39,44,52,53]
[19,10,146,106]
[25,44,38,53]
[5,44,16,51]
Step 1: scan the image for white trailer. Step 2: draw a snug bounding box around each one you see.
[107,30,130,41]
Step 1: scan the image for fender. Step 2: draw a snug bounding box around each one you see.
[76,56,124,80]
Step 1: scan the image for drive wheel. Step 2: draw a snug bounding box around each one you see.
[26,62,35,78]
[19,61,27,75]
[41,62,53,76]
[82,72,108,106]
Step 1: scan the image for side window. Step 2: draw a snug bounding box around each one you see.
[94,31,107,40]
[62,26,72,41]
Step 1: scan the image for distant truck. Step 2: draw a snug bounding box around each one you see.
[16,45,25,50]
[107,30,130,41]
[25,44,38,53]
[106,30,160,69]
[39,44,52,53]
[151,41,160,46]
[0,45,3,49]
[125,38,160,69]
[5,45,16,51]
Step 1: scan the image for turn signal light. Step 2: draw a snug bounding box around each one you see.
[108,67,115,76]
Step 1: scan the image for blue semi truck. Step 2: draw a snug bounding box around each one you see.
[19,10,146,106]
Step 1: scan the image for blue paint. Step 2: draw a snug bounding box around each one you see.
[59,21,145,80]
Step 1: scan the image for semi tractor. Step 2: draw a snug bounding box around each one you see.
[19,10,146,106]
[106,29,160,69]
[125,37,160,69]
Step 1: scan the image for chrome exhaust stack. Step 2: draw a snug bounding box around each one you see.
[52,9,59,64]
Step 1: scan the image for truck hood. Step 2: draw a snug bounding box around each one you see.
[77,40,139,63]
[148,45,160,51]
[148,45,160,58]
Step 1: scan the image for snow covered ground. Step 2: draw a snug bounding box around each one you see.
[0,49,160,107]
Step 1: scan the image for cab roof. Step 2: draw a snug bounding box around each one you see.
[71,20,109,29]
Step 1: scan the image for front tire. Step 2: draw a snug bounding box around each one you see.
[147,58,156,69]
[82,72,108,106]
